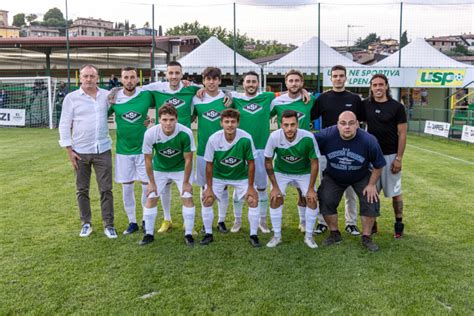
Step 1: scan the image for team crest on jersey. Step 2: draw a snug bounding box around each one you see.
[203,110,221,121]
[166,96,185,109]
[281,155,302,164]
[296,111,305,120]
[158,147,181,158]
[243,103,262,114]
[122,111,142,123]
[221,156,242,167]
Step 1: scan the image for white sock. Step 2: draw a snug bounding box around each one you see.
[270,206,283,238]
[305,207,318,239]
[143,206,158,235]
[298,205,306,224]
[233,198,243,223]
[258,190,268,222]
[217,189,229,223]
[248,207,259,236]
[201,206,214,234]
[182,206,195,236]
[122,183,136,223]
[161,183,172,221]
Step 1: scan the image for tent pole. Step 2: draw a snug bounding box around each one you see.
[233,2,237,91]
[317,3,321,93]
[398,1,403,102]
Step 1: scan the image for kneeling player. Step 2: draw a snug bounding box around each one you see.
[264,110,320,248]
[201,109,261,247]
[141,104,196,246]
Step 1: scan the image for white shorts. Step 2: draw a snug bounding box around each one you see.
[212,178,248,202]
[195,155,207,187]
[377,154,402,198]
[254,150,268,190]
[115,154,148,183]
[273,172,312,197]
[149,170,193,199]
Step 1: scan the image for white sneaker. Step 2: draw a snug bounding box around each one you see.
[259,221,271,234]
[266,236,282,248]
[298,222,306,233]
[104,226,118,239]
[231,221,242,233]
[79,223,92,237]
[304,237,318,249]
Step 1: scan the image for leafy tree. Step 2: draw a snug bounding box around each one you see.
[43,8,64,22]
[400,30,408,48]
[12,13,26,27]
[354,33,380,49]
[26,14,38,25]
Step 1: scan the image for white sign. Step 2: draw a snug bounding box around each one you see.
[424,120,450,138]
[0,108,26,126]
[461,125,474,143]
[323,67,403,87]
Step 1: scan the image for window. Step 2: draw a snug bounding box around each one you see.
[91,31,95,36]
[99,32,102,36]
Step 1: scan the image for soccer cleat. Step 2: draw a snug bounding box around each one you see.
[104,226,118,239]
[79,223,92,237]
[258,221,271,234]
[304,236,319,249]
[157,220,172,233]
[345,225,361,236]
[322,231,342,246]
[371,221,378,235]
[249,235,261,247]
[362,235,379,252]
[231,221,242,233]
[266,236,282,248]
[200,233,214,245]
[184,234,195,247]
[314,224,328,234]
[139,234,154,246]
[394,222,404,239]
[298,222,306,233]
[123,222,139,235]
[217,222,229,234]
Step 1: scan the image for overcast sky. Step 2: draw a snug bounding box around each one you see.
[5,0,473,46]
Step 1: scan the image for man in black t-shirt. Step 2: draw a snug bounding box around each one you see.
[311,65,365,236]
[364,74,407,239]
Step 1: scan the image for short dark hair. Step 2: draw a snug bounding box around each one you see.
[167,61,182,68]
[330,65,346,76]
[285,69,303,81]
[368,74,392,102]
[202,67,222,80]
[281,110,298,122]
[242,71,259,82]
[121,66,137,73]
[158,104,178,118]
[221,108,240,122]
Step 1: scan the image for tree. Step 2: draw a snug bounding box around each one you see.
[354,33,380,49]
[43,8,64,22]
[400,30,408,48]
[12,13,26,27]
[26,14,38,25]
[143,22,150,28]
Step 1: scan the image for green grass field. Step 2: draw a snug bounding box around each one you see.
[1,129,473,314]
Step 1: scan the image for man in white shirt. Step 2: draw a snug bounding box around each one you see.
[59,64,117,239]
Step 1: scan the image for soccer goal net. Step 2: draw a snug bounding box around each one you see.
[0,77,58,129]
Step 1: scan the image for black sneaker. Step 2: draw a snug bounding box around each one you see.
[314,224,328,234]
[217,222,229,234]
[361,235,379,252]
[322,230,342,246]
[249,235,261,247]
[184,234,195,247]
[394,222,404,239]
[200,233,214,245]
[371,221,378,235]
[345,225,361,236]
[123,222,139,235]
[139,234,154,246]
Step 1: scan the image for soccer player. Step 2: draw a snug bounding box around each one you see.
[310,65,365,236]
[264,110,320,248]
[193,67,231,234]
[315,111,386,252]
[201,109,260,247]
[108,66,154,235]
[141,104,196,246]
[364,74,407,238]
[270,69,315,233]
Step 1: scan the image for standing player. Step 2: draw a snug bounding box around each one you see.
[141,105,196,246]
[201,109,260,247]
[310,65,365,236]
[364,74,407,238]
[264,110,320,248]
[108,66,154,235]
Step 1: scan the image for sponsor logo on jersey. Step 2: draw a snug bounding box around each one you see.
[375,109,381,114]
[158,147,181,158]
[281,155,302,164]
[166,96,185,109]
[203,109,221,121]
[220,156,242,167]
[345,103,353,107]
[243,103,262,114]
[122,111,142,123]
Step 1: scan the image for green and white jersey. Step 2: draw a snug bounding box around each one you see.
[142,81,199,128]
[204,129,256,181]
[192,91,227,156]
[270,94,315,131]
[231,91,274,149]
[108,88,153,155]
[264,128,319,175]
[142,123,196,172]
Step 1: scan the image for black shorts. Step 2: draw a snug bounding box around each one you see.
[317,174,380,217]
